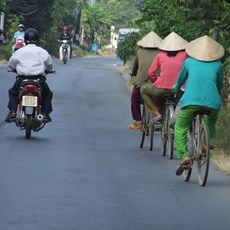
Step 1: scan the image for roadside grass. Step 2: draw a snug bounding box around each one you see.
[120,58,135,91]
[212,149,230,174]
[212,106,230,174]
[72,44,92,57]
[214,105,230,155]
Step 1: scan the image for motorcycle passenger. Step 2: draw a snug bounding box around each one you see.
[140,32,188,123]
[12,24,25,52]
[58,25,73,60]
[6,28,54,123]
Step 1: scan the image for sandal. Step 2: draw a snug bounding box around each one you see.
[128,123,142,131]
[175,158,191,176]
[5,111,17,123]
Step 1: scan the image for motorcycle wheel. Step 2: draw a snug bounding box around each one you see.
[25,114,32,139]
[63,50,67,64]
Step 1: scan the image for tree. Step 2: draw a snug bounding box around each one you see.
[82,1,112,45]
[139,0,230,68]
[10,0,39,15]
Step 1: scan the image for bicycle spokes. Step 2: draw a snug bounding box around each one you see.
[183,114,210,187]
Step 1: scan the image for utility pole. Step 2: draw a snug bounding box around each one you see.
[0,12,5,30]
[0,1,6,30]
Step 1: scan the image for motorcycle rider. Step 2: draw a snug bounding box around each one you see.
[58,25,73,60]
[6,28,54,123]
[0,29,6,45]
[12,24,25,52]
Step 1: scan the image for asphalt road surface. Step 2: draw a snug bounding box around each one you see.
[0,55,230,230]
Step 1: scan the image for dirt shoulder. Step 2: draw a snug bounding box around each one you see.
[0,60,7,65]
[212,150,230,174]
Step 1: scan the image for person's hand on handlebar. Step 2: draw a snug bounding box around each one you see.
[45,70,56,74]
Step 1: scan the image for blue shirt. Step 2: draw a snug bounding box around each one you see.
[174,57,224,111]
[13,31,25,40]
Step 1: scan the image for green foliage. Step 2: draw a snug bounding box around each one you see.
[2,0,142,54]
[82,2,112,45]
[136,0,230,156]
[215,106,230,155]
[104,0,141,30]
[72,44,91,57]
[116,32,141,65]
[138,0,230,100]
[0,43,12,61]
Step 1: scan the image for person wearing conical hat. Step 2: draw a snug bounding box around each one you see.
[140,32,188,122]
[173,35,225,176]
[128,31,162,131]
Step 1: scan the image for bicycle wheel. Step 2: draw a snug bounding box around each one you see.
[167,105,174,159]
[161,106,167,156]
[168,133,174,159]
[62,49,67,64]
[148,123,154,151]
[161,124,167,156]
[183,127,194,182]
[196,119,210,186]
[140,106,148,148]
[183,164,192,182]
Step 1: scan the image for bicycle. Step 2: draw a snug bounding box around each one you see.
[139,99,163,151]
[139,101,154,151]
[160,93,176,159]
[182,110,210,187]
[160,90,184,159]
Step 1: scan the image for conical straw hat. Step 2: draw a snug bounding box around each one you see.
[186,35,225,61]
[159,32,188,51]
[137,31,162,48]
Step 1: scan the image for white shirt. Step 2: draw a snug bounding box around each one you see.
[8,44,54,76]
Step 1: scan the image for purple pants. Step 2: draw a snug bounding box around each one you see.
[131,86,142,121]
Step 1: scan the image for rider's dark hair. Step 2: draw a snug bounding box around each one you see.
[24,28,39,45]
[167,51,178,57]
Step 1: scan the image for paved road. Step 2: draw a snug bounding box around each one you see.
[0,56,229,230]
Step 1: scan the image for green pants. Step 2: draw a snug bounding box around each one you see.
[174,106,219,159]
[140,83,173,113]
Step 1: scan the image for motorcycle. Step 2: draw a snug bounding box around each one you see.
[59,39,70,64]
[13,38,25,53]
[13,71,55,139]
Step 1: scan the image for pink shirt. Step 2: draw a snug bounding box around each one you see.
[148,51,187,89]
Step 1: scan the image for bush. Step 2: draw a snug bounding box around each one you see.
[214,105,230,155]
[0,44,13,61]
[72,44,91,57]
[116,32,141,65]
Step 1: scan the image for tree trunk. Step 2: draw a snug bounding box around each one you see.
[74,9,82,45]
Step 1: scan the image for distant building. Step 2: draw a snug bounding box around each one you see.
[117,28,140,43]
